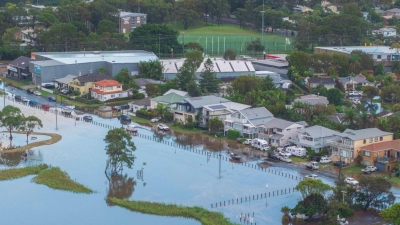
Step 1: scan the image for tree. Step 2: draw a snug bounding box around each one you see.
[175,8,199,30]
[290,193,328,219]
[20,116,43,144]
[295,178,331,199]
[343,108,358,129]
[246,38,264,54]
[186,81,201,97]
[231,75,261,96]
[145,83,160,97]
[37,13,57,28]
[206,117,224,134]
[104,128,136,174]
[357,175,394,212]
[185,50,204,71]
[185,42,203,52]
[199,58,220,93]
[223,48,236,60]
[159,80,179,95]
[138,60,163,81]
[154,103,171,120]
[381,85,400,103]
[281,206,291,225]
[97,67,107,74]
[327,88,342,106]
[393,103,400,112]
[175,61,196,91]
[1,106,23,147]
[363,86,379,104]
[97,20,116,35]
[380,202,400,225]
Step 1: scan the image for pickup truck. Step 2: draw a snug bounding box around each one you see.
[361,166,377,173]
[306,161,319,170]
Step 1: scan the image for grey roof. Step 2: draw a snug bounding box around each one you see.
[163,89,188,97]
[134,78,164,87]
[263,118,296,129]
[33,50,158,65]
[9,56,34,68]
[299,125,340,138]
[240,107,273,120]
[375,8,385,13]
[296,121,309,127]
[75,73,112,83]
[32,60,64,67]
[55,75,77,84]
[386,8,400,12]
[294,94,329,105]
[339,76,371,84]
[132,97,151,107]
[184,96,229,109]
[309,77,335,85]
[270,134,284,140]
[376,110,392,117]
[328,113,345,123]
[252,59,289,68]
[336,128,393,140]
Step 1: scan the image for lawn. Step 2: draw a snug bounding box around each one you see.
[343,165,363,174]
[131,116,151,124]
[175,24,293,56]
[291,157,308,163]
[170,124,204,134]
[34,88,52,97]
[2,78,30,87]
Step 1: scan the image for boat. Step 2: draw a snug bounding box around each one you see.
[230,153,242,161]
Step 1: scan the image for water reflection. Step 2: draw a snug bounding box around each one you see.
[105,173,137,206]
[0,150,43,167]
[0,151,24,166]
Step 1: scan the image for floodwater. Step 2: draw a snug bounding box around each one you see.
[0,99,396,225]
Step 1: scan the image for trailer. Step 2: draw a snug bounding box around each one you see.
[306,161,319,170]
[286,146,306,157]
[251,139,270,151]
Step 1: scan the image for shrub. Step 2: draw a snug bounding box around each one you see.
[72,90,81,96]
[227,129,239,140]
[90,99,101,104]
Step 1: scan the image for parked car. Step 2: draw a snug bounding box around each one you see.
[151,117,161,122]
[21,97,29,103]
[42,84,55,89]
[15,95,22,101]
[33,91,41,96]
[28,100,39,106]
[345,177,359,185]
[267,152,280,160]
[280,157,292,163]
[279,150,291,157]
[60,89,71,94]
[48,96,56,102]
[348,91,361,96]
[242,139,252,145]
[27,88,35,95]
[361,166,377,173]
[305,174,318,179]
[306,161,319,170]
[157,123,169,131]
[320,157,331,164]
[333,161,349,167]
[118,114,132,122]
[83,116,93,122]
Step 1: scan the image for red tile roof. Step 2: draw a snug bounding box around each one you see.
[93,79,122,87]
[361,140,400,152]
[91,89,126,95]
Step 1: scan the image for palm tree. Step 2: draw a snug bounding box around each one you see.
[343,108,358,129]
[154,104,170,121]
[358,111,369,129]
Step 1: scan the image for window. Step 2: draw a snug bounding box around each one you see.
[340,150,348,157]
[377,55,382,59]
[369,138,373,143]
[364,160,370,166]
[111,95,115,98]
[107,87,113,91]
[363,151,371,157]
[117,86,121,88]
[380,137,383,141]
[375,137,378,142]
[286,129,291,131]
[363,139,366,144]
[277,128,283,133]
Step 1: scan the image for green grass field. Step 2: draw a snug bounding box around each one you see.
[175,24,294,56]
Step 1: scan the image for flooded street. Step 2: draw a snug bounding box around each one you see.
[0,98,397,225]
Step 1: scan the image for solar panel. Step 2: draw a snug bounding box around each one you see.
[209,105,226,110]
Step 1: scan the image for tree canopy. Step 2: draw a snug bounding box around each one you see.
[104,128,136,174]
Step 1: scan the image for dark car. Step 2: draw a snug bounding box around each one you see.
[28,100,39,106]
[118,114,132,122]
[60,89,71,94]
[267,152,280,160]
[42,84,55,89]
[48,96,56,102]
[27,88,35,95]
[83,116,93,122]
[15,95,21,101]
[309,156,321,162]
[333,161,349,167]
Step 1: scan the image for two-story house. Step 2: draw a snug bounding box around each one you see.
[68,73,111,95]
[360,140,400,172]
[224,107,274,138]
[327,128,393,163]
[258,118,306,147]
[200,102,251,128]
[175,96,229,124]
[293,94,329,106]
[150,92,186,110]
[7,56,34,81]
[289,125,341,153]
[338,75,373,91]
[91,79,129,101]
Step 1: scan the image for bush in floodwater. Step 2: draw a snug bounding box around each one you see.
[0,164,48,181]
[227,129,239,140]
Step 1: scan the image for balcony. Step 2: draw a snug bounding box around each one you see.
[327,139,353,150]
[243,128,257,134]
[376,157,399,164]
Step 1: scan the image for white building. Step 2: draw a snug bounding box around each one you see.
[288,125,341,152]
[258,118,305,147]
[91,80,129,101]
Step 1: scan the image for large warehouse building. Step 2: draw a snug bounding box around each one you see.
[29,50,158,85]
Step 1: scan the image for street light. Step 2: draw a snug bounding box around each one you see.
[260,0,265,47]
[54,78,58,130]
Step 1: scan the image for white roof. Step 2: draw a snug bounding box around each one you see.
[163,89,188,97]
[203,102,251,112]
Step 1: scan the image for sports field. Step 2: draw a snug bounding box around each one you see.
[176,25,294,56]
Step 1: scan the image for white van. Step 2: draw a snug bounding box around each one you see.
[286,146,306,157]
[320,157,331,164]
[251,139,270,151]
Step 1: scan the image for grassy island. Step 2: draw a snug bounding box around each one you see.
[0,164,48,181]
[109,198,238,225]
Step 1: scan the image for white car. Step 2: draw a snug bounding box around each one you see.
[320,157,331,164]
[305,174,318,179]
[21,97,29,103]
[242,139,252,145]
[33,91,42,96]
[280,157,292,163]
[157,123,169,131]
[362,166,377,173]
[348,91,361,96]
[345,177,359,185]
[279,151,291,157]
[151,117,161,122]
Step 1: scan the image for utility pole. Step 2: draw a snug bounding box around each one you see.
[158,34,161,58]
[261,0,265,47]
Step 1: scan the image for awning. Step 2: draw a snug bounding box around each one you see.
[270,134,284,140]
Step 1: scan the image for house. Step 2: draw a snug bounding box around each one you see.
[375,28,397,38]
[91,79,129,101]
[294,94,329,106]
[150,92,186,110]
[224,107,274,138]
[258,118,306,147]
[288,125,341,152]
[68,73,111,95]
[338,75,373,91]
[174,96,229,124]
[129,97,151,113]
[375,8,386,16]
[307,77,335,90]
[7,56,34,81]
[360,139,400,172]
[94,105,118,118]
[327,128,393,163]
[327,113,345,124]
[200,102,251,128]
[163,89,189,97]
[20,29,36,49]
[385,8,400,17]
[293,5,314,14]
[134,78,165,89]
[54,75,77,89]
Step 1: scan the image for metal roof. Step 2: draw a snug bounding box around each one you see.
[54,75,77,84]
[151,92,186,104]
[263,118,297,129]
[294,94,329,105]
[299,125,340,138]
[9,56,34,68]
[335,128,392,141]
[184,95,229,108]
[315,46,398,54]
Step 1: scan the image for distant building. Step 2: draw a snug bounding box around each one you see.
[119,11,147,33]
[68,73,111,96]
[258,118,305,147]
[252,58,289,75]
[134,78,165,89]
[91,79,129,101]
[385,8,400,17]
[373,27,397,37]
[289,125,341,152]
[361,139,400,172]
[293,5,314,14]
[8,56,34,81]
[294,94,329,106]
[338,75,373,91]
[200,102,251,128]
[307,77,335,90]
